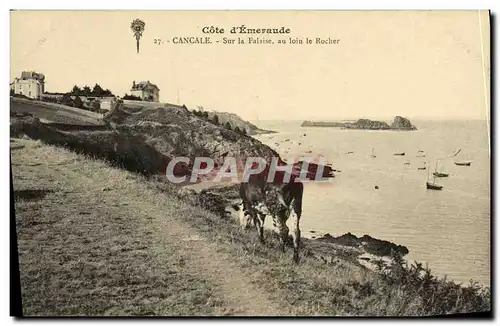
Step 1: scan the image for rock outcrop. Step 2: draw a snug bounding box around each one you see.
[391,116,417,130]
[317,232,409,257]
[345,119,391,130]
[301,116,417,130]
[206,111,276,135]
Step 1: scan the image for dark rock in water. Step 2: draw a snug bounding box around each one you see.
[374,185,379,189]
[391,116,417,130]
[360,234,409,256]
[316,232,409,257]
[319,232,359,247]
[301,116,417,131]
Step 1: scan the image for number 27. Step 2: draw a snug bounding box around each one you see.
[154,39,162,45]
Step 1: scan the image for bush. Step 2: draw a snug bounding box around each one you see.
[212,115,219,125]
[73,96,84,109]
[61,94,74,107]
[123,94,143,101]
[91,101,101,111]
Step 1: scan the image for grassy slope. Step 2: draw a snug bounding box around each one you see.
[11,138,490,316]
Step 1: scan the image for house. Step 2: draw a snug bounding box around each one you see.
[11,71,46,99]
[130,80,160,102]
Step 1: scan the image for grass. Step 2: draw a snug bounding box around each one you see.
[12,139,226,316]
[11,138,491,316]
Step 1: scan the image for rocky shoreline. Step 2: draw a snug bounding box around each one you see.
[10,100,408,275]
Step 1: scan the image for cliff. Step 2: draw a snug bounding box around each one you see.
[10,99,334,183]
[206,111,276,135]
[301,116,417,130]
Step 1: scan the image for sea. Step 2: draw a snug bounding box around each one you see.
[252,119,490,287]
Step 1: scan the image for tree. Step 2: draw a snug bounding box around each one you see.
[103,88,114,97]
[242,128,247,135]
[92,83,104,97]
[234,126,242,134]
[71,85,82,96]
[202,111,209,119]
[73,96,84,108]
[82,85,92,96]
[224,122,232,130]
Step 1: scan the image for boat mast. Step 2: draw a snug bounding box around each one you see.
[427,161,430,183]
[433,160,438,184]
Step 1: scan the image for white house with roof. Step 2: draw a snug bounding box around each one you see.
[11,71,46,99]
[130,80,160,102]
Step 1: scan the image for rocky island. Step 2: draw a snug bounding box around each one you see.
[301,116,417,130]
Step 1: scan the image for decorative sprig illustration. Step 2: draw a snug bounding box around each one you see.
[130,19,146,53]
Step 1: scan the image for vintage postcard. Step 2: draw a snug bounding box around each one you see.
[10,10,491,317]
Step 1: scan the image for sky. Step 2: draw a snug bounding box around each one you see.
[10,10,490,121]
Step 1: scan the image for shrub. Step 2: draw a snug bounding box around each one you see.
[73,96,84,109]
[212,115,219,125]
[123,94,143,101]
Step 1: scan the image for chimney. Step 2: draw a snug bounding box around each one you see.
[133,80,136,87]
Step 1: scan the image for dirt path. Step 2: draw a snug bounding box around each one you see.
[12,139,282,316]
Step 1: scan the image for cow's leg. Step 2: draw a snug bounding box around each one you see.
[290,204,301,263]
[276,216,289,253]
[256,213,266,244]
[239,202,253,230]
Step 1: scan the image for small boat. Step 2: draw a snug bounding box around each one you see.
[426,182,443,190]
[371,148,376,158]
[404,161,410,165]
[418,162,427,170]
[452,149,471,166]
[416,153,426,158]
[346,151,354,154]
[426,161,443,190]
[394,152,405,156]
[432,160,449,177]
[455,161,472,166]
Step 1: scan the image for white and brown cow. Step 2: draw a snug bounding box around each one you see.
[238,177,304,263]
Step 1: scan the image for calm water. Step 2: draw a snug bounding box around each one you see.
[253,119,490,286]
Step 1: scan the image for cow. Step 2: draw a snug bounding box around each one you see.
[238,177,304,263]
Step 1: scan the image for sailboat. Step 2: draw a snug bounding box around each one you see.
[455,160,472,166]
[371,148,376,158]
[417,162,427,170]
[426,161,443,190]
[432,160,449,177]
[453,148,472,166]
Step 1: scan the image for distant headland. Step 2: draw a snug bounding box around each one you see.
[301,116,417,130]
